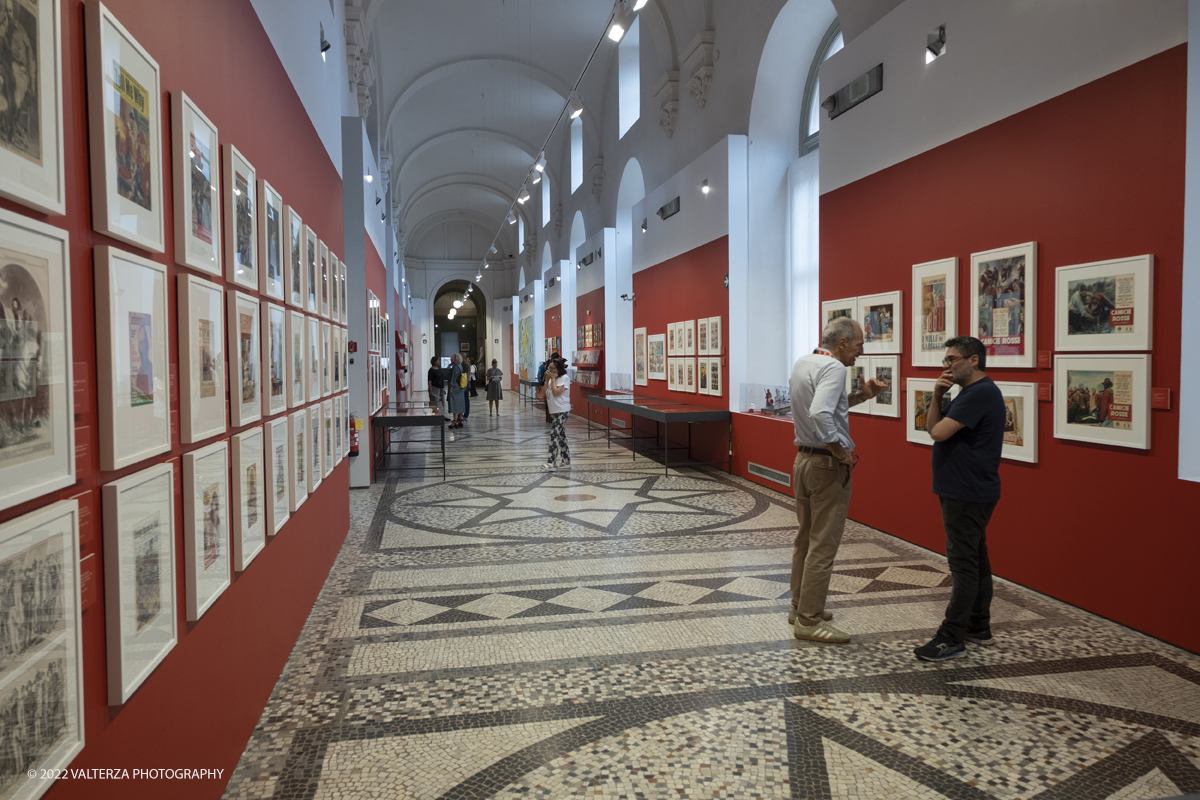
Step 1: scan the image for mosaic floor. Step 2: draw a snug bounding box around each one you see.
[224,405,1200,800]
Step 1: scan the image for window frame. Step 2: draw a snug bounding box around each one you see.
[800,20,843,156]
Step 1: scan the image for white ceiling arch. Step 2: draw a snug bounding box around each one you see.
[402,179,534,234]
[407,209,519,256]
[396,129,558,197]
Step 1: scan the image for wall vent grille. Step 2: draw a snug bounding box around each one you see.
[747,461,790,488]
[612,418,627,428]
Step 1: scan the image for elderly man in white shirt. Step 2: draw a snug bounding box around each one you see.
[787,317,881,643]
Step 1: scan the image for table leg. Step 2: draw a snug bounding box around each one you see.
[441,420,446,480]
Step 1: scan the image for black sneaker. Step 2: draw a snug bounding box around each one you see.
[914,633,966,662]
[966,629,995,646]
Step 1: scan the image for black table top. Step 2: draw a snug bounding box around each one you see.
[587,393,731,423]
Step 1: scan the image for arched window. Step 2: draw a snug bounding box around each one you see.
[618,17,640,138]
[571,117,583,193]
[519,214,525,254]
[541,170,551,228]
[800,20,843,155]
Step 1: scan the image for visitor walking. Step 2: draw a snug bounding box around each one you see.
[540,358,571,470]
[486,359,504,415]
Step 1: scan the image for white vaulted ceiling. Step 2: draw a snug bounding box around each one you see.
[363,0,615,259]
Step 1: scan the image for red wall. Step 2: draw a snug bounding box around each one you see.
[545,303,562,348]
[818,46,1200,653]
[575,286,610,421]
[0,1,351,796]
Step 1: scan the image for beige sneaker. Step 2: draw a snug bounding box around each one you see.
[788,606,833,625]
[793,620,851,643]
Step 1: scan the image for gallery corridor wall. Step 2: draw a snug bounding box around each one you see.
[0,0,351,797]
[818,46,1199,653]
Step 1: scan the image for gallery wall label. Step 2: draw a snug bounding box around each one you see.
[1152,388,1171,410]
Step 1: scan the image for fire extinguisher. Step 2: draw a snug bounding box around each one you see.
[349,413,361,457]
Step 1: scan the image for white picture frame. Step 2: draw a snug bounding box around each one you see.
[182,440,230,621]
[1054,353,1150,450]
[912,258,957,368]
[331,325,342,392]
[857,291,902,355]
[1054,254,1153,352]
[231,427,266,571]
[306,316,320,403]
[647,334,666,381]
[264,416,290,535]
[340,261,347,321]
[304,226,318,314]
[708,317,721,356]
[318,239,330,319]
[308,404,322,493]
[322,399,334,477]
[95,246,170,471]
[85,1,164,252]
[684,358,696,393]
[867,355,899,418]
[284,205,305,309]
[262,301,286,416]
[333,395,343,463]
[228,290,261,427]
[0,0,65,215]
[667,357,677,391]
[222,143,257,290]
[667,323,677,356]
[634,327,647,386]
[707,358,722,397]
[905,378,959,446]
[177,273,226,444]
[697,317,710,356]
[847,359,870,415]
[0,500,85,800]
[258,178,285,301]
[698,359,710,395]
[971,241,1037,369]
[321,320,332,397]
[102,461,176,705]
[684,320,695,356]
[0,210,75,512]
[821,297,856,332]
[286,309,305,409]
[993,381,1039,463]
[289,409,308,511]
[330,253,341,324]
[170,91,220,275]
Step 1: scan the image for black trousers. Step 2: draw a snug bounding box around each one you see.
[938,496,997,643]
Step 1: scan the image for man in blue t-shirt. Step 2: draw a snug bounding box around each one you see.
[914,336,1006,662]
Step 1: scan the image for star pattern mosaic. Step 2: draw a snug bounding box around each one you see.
[223,408,1200,800]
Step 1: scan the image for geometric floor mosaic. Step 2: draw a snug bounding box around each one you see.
[223,406,1200,800]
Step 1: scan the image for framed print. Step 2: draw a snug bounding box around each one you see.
[304,226,318,313]
[306,316,319,402]
[222,143,257,290]
[102,461,176,705]
[697,317,709,356]
[593,323,602,347]
[85,2,164,252]
[289,409,307,511]
[319,240,330,319]
[321,320,332,397]
[867,355,899,418]
[182,440,230,621]
[906,378,959,446]
[634,327,647,386]
[667,357,677,391]
[684,321,695,356]
[228,290,261,427]
[334,395,343,462]
[993,381,1038,463]
[284,205,305,309]
[857,291,902,354]
[708,317,721,355]
[971,241,1036,368]
[1054,353,1150,450]
[847,359,869,415]
[331,326,341,392]
[676,359,685,391]
[286,310,305,408]
[0,210,74,512]
[698,359,709,395]
[231,427,266,571]
[0,500,85,800]
[308,404,322,494]
[262,301,286,416]
[95,246,169,471]
[170,91,220,275]
[667,323,677,356]
[912,257,957,368]
[322,400,333,477]
[646,334,665,381]
[821,297,855,330]
[339,261,347,321]
[264,416,290,535]
[177,273,226,444]
[0,0,65,215]
[707,358,721,397]
[684,359,696,393]
[330,253,340,324]
[258,179,284,300]
[1054,254,1153,352]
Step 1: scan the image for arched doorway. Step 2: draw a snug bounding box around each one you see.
[432,280,487,366]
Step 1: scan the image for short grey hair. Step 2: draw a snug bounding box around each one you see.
[821,317,857,349]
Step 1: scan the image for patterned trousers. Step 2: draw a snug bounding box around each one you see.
[548,412,570,465]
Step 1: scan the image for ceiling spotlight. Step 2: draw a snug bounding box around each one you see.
[483,261,489,270]
[531,170,542,185]
[365,173,373,183]
[475,273,482,281]
[701,179,710,195]
[453,300,462,309]
[507,210,517,225]
[569,91,584,119]
[632,0,648,8]
[375,195,381,205]
[320,24,331,60]
[489,244,497,254]
[641,218,647,233]
[535,153,547,173]
[608,1,632,42]
[517,188,531,204]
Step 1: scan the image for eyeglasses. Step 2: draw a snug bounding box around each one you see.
[942,355,965,367]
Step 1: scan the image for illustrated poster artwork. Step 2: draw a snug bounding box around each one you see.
[698,361,708,392]
[111,62,152,211]
[201,484,220,569]
[0,644,71,793]
[874,365,894,408]
[1066,273,1135,337]
[265,200,280,292]
[1003,396,1025,448]
[977,255,1026,354]
[708,360,720,395]
[188,133,212,245]
[133,512,162,631]
[292,325,303,400]
[289,218,302,301]
[198,318,215,398]
[128,311,154,407]
[246,463,258,528]
[0,249,51,469]
[920,274,948,355]
[274,443,286,506]
[294,427,304,486]
[698,320,708,355]
[310,412,319,479]
[0,0,42,166]
[634,330,646,384]
[239,312,256,403]
[912,390,935,433]
[862,301,895,345]
[0,533,65,682]
[708,319,719,353]
[647,337,664,378]
[270,317,283,401]
[234,170,253,278]
[1065,370,1133,431]
[306,236,317,310]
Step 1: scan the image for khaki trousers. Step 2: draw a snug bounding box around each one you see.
[790,451,853,627]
